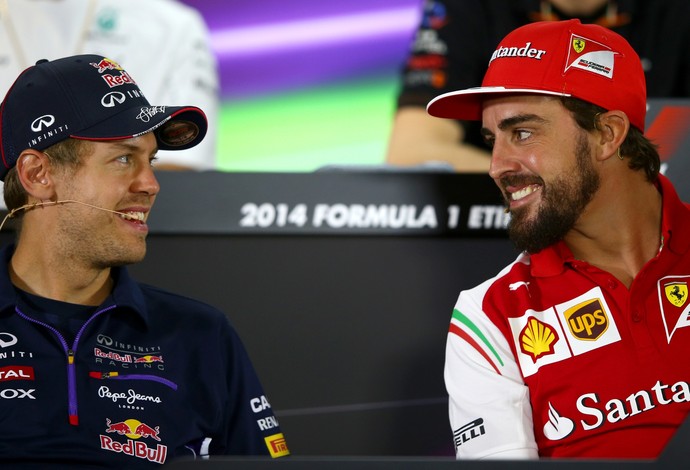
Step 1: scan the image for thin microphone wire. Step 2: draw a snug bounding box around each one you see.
[0,199,136,231]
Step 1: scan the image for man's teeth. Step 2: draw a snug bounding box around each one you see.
[120,212,145,221]
[511,185,540,201]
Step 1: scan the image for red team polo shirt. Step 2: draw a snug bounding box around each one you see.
[445,175,690,459]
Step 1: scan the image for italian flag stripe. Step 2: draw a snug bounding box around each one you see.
[451,309,504,367]
[449,323,501,375]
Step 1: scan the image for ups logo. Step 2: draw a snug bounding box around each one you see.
[564,298,609,340]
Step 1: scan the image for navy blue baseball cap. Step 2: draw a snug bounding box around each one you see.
[0,54,208,181]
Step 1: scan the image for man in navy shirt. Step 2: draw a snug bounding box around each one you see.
[0,55,288,467]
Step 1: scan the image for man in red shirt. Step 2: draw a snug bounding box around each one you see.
[429,19,690,459]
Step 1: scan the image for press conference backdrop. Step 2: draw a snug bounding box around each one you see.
[0,100,686,458]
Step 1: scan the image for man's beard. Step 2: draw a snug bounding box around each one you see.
[504,133,600,254]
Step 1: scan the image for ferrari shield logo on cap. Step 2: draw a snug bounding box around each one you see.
[572,37,586,53]
[565,34,617,79]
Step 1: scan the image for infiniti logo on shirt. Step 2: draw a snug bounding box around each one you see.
[0,333,18,348]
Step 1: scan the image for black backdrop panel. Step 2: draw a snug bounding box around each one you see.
[128,234,518,456]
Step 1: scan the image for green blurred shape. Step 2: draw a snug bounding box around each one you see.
[216,76,398,172]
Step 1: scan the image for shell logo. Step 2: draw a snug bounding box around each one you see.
[519,317,559,362]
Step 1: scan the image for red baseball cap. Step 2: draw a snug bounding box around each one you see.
[426,19,647,131]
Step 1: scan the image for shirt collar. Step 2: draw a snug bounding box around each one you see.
[658,174,690,255]
[529,174,690,277]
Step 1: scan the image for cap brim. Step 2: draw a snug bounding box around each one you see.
[426,86,571,120]
[71,105,208,151]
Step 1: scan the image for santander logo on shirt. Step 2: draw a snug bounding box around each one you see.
[543,378,690,441]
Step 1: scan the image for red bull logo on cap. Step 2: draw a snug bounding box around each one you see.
[90,57,123,73]
[89,57,137,88]
[101,418,167,464]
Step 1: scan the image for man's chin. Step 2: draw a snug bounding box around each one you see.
[100,250,147,268]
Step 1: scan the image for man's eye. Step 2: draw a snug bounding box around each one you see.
[116,155,130,164]
[516,130,532,141]
[483,137,495,149]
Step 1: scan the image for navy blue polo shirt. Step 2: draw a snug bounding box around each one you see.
[0,245,288,468]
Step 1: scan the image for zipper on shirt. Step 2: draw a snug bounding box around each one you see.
[67,349,77,425]
[89,371,178,390]
[15,304,118,426]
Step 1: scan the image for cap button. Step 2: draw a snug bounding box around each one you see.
[35,59,49,65]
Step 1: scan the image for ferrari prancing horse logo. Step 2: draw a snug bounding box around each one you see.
[665,282,688,308]
[572,38,586,53]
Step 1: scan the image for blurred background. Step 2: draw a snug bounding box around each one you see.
[179,0,422,172]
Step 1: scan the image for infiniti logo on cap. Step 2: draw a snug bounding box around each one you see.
[30,114,56,132]
[101,91,126,108]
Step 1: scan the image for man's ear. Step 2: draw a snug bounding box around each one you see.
[15,150,55,200]
[594,110,630,162]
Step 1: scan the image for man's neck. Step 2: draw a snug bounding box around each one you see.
[9,241,113,306]
[564,180,663,288]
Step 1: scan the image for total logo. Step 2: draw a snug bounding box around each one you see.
[100,418,167,464]
[543,378,690,441]
[508,287,621,377]
[0,366,34,382]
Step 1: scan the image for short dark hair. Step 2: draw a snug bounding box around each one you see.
[3,138,90,212]
[560,97,660,182]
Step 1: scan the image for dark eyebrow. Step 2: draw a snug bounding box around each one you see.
[110,141,159,157]
[481,113,548,139]
[109,142,139,152]
[497,113,548,131]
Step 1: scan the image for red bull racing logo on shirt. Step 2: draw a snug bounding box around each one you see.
[93,336,165,371]
[134,355,164,364]
[100,418,167,464]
